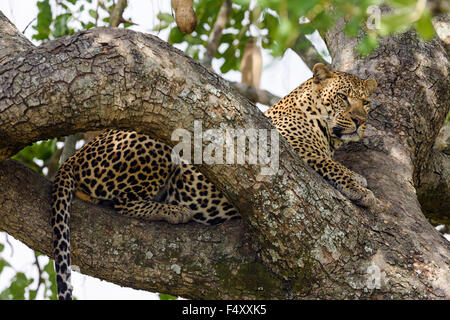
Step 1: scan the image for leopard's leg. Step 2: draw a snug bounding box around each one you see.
[351,171,368,188]
[113,198,195,224]
[75,190,100,204]
[306,156,375,207]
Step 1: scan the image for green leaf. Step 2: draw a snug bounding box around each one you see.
[31,139,57,161]
[8,272,34,300]
[287,0,318,17]
[277,18,293,41]
[157,12,174,24]
[233,0,251,6]
[0,258,11,273]
[344,14,363,37]
[298,22,316,35]
[81,21,96,29]
[357,33,379,56]
[312,10,334,33]
[379,11,413,36]
[389,0,417,8]
[43,260,57,300]
[29,289,38,300]
[88,9,98,19]
[53,13,71,38]
[168,27,185,44]
[159,293,177,300]
[263,12,279,39]
[32,0,52,41]
[220,43,239,73]
[415,10,435,40]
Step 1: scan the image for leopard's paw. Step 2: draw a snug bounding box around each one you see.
[165,205,195,224]
[352,172,368,188]
[355,188,376,208]
[339,184,376,208]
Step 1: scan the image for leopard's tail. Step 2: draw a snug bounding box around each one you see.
[51,158,76,300]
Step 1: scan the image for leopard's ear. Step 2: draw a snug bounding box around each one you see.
[364,78,377,95]
[313,63,332,84]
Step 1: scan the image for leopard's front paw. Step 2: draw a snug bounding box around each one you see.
[166,205,195,224]
[355,188,376,208]
[339,183,376,208]
[352,172,368,188]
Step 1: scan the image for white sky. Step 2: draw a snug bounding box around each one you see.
[0,0,322,300]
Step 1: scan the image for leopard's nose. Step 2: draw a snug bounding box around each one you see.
[352,117,364,127]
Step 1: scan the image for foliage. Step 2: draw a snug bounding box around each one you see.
[0,241,57,300]
[158,293,178,300]
[1,139,59,299]
[12,140,57,174]
[155,0,436,71]
[32,0,135,41]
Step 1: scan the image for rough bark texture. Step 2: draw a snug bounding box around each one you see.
[0,11,449,299]
[417,122,450,225]
[0,159,263,299]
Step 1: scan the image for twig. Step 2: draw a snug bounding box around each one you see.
[5,234,14,257]
[201,0,232,67]
[33,252,44,295]
[22,17,36,34]
[59,134,81,166]
[95,0,101,27]
[110,0,127,27]
[44,147,63,181]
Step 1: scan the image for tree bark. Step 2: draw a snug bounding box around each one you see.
[0,11,449,299]
[326,17,450,222]
[416,122,450,225]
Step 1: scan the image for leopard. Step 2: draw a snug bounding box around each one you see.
[265,63,377,207]
[51,62,377,300]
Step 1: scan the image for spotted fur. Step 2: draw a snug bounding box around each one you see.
[51,130,238,299]
[51,63,377,300]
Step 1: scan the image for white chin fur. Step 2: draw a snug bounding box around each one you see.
[340,132,361,142]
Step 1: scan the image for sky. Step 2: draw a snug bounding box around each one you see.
[0,0,323,300]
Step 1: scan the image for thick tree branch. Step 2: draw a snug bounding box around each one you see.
[62,0,130,159]
[0,11,449,299]
[0,159,271,299]
[416,122,450,225]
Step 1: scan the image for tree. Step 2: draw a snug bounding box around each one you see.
[0,0,449,299]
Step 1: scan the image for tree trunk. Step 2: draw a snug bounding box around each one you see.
[0,11,448,299]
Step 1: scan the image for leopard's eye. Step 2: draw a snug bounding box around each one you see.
[337,93,348,102]
[363,100,370,106]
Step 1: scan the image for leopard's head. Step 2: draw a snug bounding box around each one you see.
[312,63,377,143]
